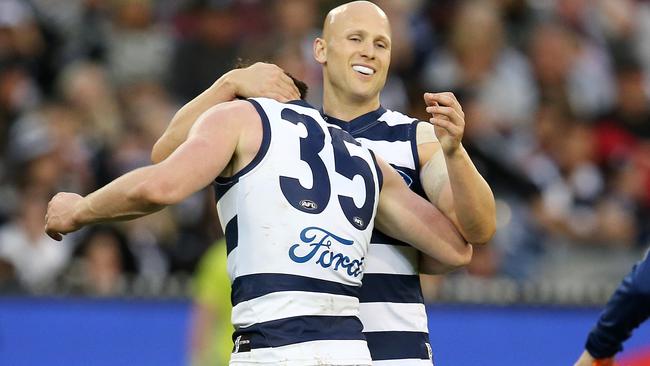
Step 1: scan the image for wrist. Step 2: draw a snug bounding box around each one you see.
[215,70,239,100]
[72,198,90,228]
[443,143,465,160]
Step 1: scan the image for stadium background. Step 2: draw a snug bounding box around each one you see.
[0,0,649,365]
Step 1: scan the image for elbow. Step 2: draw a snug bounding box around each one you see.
[470,229,495,246]
[465,218,496,246]
[423,245,473,274]
[423,243,473,272]
[481,205,498,243]
[483,213,497,244]
[462,243,474,265]
[450,243,473,268]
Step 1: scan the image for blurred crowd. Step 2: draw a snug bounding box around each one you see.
[0,0,649,297]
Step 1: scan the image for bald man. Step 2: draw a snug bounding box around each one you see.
[153,2,496,365]
[312,2,495,364]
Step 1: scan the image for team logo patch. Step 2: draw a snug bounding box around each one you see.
[289,226,364,277]
[233,334,251,353]
[299,199,318,210]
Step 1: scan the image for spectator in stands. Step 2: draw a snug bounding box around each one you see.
[66,225,136,296]
[0,185,71,292]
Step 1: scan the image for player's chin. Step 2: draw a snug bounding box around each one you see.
[354,88,380,101]
[347,82,377,96]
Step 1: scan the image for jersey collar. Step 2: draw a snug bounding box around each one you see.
[320,106,387,135]
[287,99,315,109]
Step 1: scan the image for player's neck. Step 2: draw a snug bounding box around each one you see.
[322,87,381,122]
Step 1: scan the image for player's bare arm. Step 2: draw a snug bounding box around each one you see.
[374,157,473,269]
[46,101,262,241]
[418,91,496,246]
[151,63,298,163]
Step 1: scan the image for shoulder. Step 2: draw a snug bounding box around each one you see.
[380,108,438,145]
[184,101,263,151]
[416,121,438,145]
[378,108,420,127]
[198,100,261,130]
[206,99,259,119]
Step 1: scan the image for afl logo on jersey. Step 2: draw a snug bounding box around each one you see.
[353,216,364,228]
[299,199,318,210]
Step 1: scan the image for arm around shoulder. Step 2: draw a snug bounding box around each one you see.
[152,63,299,163]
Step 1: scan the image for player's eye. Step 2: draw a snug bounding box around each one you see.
[376,43,387,49]
[349,36,362,42]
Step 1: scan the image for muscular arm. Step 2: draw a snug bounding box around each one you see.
[151,63,298,163]
[417,91,496,245]
[46,101,260,240]
[418,131,495,245]
[374,157,473,271]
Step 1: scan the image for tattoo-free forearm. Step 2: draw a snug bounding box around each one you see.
[73,166,167,227]
[441,145,496,244]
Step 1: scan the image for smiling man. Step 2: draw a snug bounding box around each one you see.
[312,2,496,364]
[315,3,391,120]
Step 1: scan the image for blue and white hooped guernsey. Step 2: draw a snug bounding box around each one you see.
[215,97,383,365]
[324,107,435,365]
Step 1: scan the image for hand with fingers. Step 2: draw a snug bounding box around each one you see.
[44,192,84,241]
[424,92,466,156]
[228,62,301,102]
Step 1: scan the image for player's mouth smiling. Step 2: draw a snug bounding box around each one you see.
[352,64,375,77]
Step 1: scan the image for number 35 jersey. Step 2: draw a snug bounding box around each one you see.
[215,97,383,365]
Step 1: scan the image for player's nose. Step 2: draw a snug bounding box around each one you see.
[359,40,376,60]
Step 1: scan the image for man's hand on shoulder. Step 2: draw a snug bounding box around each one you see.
[225,62,300,102]
[152,63,298,164]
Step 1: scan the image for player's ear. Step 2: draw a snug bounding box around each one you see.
[313,37,327,64]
